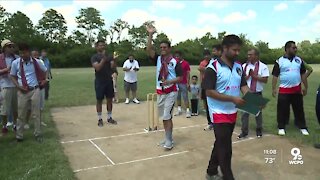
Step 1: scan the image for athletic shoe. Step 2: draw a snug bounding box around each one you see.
[237,133,248,139]
[125,98,130,104]
[174,110,182,116]
[13,125,16,132]
[133,98,140,104]
[158,139,174,147]
[204,124,213,131]
[186,110,191,118]
[107,118,117,125]
[205,174,223,180]
[98,119,103,127]
[256,128,262,138]
[300,129,309,136]
[41,122,48,127]
[278,129,285,136]
[6,122,13,127]
[163,140,173,150]
[2,127,8,135]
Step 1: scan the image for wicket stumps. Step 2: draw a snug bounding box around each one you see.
[146,93,159,131]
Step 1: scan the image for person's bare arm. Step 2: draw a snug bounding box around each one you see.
[92,58,107,72]
[272,76,278,97]
[10,75,27,92]
[241,85,250,95]
[206,89,245,105]
[0,68,10,75]
[252,75,268,83]
[163,76,182,85]
[187,70,190,87]
[301,74,308,96]
[123,67,131,72]
[146,25,156,59]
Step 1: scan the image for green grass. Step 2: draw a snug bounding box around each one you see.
[0,65,319,179]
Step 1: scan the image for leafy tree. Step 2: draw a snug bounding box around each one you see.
[128,21,154,49]
[5,11,35,44]
[0,5,10,38]
[68,30,87,45]
[37,9,67,43]
[111,19,129,43]
[75,7,104,45]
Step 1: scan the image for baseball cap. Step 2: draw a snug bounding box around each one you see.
[1,39,14,48]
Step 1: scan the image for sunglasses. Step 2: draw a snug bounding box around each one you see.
[6,44,15,48]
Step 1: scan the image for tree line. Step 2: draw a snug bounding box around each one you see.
[1,6,319,68]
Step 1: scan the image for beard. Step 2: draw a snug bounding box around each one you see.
[226,53,237,62]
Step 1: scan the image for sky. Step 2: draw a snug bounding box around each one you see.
[1,0,320,48]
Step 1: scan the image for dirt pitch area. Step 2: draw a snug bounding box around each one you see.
[52,102,320,180]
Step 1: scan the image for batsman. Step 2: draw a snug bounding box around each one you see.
[146,24,182,150]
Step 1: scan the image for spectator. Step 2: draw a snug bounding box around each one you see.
[123,54,140,104]
[174,51,191,118]
[40,49,52,100]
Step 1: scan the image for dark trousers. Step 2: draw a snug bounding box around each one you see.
[45,82,50,100]
[316,86,320,125]
[191,99,199,114]
[204,98,212,125]
[277,94,307,129]
[207,123,235,180]
[241,92,263,134]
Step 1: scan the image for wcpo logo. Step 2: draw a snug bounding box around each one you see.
[289,148,303,165]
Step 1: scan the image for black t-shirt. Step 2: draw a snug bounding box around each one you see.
[203,62,247,91]
[91,53,113,82]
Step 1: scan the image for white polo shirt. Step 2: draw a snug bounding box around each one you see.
[242,61,269,92]
[123,59,139,83]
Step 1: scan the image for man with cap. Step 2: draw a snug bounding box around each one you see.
[0,39,19,135]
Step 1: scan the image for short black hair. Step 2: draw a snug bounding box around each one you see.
[174,50,182,56]
[212,44,222,51]
[285,41,295,51]
[95,39,105,46]
[128,54,134,58]
[249,48,260,57]
[160,40,171,48]
[192,75,198,80]
[18,43,30,51]
[203,49,211,56]
[222,35,243,48]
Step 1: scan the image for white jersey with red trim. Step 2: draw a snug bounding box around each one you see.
[155,56,179,94]
[206,59,243,124]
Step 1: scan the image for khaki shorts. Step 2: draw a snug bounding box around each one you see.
[157,91,178,120]
[0,87,18,116]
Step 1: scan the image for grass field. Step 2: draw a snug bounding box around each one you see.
[0,65,319,179]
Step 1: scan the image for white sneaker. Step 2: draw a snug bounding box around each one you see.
[186,110,191,118]
[174,110,182,116]
[125,98,130,104]
[300,129,309,136]
[278,129,285,136]
[24,124,30,130]
[204,124,214,131]
[41,122,48,127]
[6,122,13,127]
[132,98,140,104]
